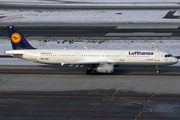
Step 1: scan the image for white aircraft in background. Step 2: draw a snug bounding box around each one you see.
[5,26,178,74]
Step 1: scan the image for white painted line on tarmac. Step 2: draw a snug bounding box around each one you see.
[116,26,179,29]
[105,32,172,36]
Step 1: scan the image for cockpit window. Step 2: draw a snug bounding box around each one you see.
[165,54,173,57]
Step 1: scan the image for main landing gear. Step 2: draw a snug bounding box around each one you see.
[156,66,160,74]
[86,67,94,74]
[86,70,92,74]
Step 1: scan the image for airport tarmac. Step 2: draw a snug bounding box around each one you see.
[0,65,180,94]
[1,65,180,119]
[1,25,180,37]
[1,23,180,40]
[1,4,180,10]
[1,91,180,120]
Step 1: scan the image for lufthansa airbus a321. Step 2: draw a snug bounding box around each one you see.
[5,26,178,74]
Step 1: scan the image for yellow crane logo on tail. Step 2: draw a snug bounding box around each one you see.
[11,33,21,43]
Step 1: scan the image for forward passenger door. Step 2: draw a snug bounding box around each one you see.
[120,53,124,61]
[155,52,160,61]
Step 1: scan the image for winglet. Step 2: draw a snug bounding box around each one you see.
[7,26,35,50]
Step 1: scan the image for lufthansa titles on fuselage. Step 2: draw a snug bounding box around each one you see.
[41,52,52,54]
[129,51,153,55]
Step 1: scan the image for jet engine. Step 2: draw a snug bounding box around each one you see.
[96,64,114,73]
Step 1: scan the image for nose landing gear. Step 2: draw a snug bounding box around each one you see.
[156,66,160,74]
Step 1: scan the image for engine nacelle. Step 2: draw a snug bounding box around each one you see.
[96,64,114,73]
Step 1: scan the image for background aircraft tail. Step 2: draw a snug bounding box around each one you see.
[7,26,35,50]
[163,10,178,19]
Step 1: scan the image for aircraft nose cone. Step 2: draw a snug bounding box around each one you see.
[173,57,178,64]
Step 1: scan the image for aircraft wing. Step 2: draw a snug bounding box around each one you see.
[69,61,110,65]
[8,54,23,58]
[0,54,13,58]
[61,61,110,67]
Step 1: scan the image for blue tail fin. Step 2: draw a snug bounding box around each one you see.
[7,26,35,50]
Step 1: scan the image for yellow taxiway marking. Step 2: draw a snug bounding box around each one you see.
[102,99,114,101]
[138,111,142,116]
[135,93,155,120]
[146,99,151,104]
[0,91,10,95]
[0,91,3,95]
[149,93,159,95]
[90,100,132,105]
[89,102,118,105]
[89,92,180,112]
[142,105,146,110]
[90,92,148,105]
[112,87,122,97]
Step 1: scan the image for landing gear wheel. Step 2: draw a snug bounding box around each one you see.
[156,70,160,74]
[156,66,160,74]
[86,70,92,74]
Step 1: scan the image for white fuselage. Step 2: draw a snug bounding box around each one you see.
[5,49,178,66]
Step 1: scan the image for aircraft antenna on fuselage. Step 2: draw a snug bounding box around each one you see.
[83,46,88,49]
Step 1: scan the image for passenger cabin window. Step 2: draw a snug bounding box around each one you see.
[165,54,173,57]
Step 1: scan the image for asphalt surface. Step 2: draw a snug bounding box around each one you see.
[1,4,180,10]
[1,91,180,120]
[0,65,180,93]
[1,25,180,37]
[1,65,180,119]
[0,65,180,75]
